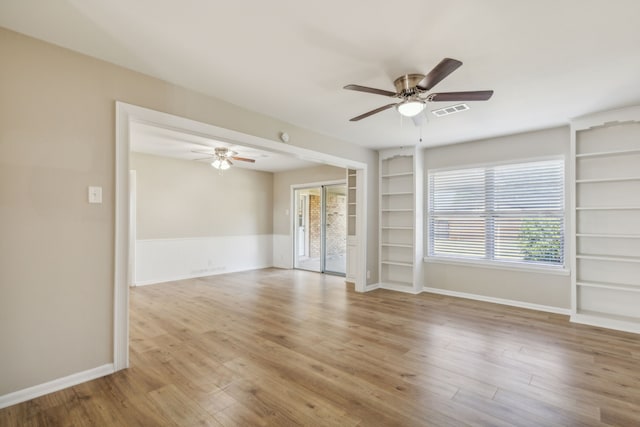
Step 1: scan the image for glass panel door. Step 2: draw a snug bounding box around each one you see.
[293,183,347,276]
[294,187,321,272]
[323,184,347,276]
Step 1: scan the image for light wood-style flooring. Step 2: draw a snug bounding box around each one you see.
[2,268,640,426]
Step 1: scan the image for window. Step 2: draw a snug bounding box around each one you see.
[427,159,564,268]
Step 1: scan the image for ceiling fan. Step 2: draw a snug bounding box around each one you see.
[192,147,255,170]
[344,58,493,122]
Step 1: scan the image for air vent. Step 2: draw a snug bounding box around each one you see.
[431,103,469,117]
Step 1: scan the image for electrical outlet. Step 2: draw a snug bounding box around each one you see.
[366,270,371,279]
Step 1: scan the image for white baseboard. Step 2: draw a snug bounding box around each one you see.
[0,364,114,410]
[377,282,422,294]
[364,283,380,292]
[134,264,272,286]
[422,287,571,315]
[571,314,640,335]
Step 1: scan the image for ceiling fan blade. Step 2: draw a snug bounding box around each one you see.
[349,103,398,121]
[344,84,397,97]
[417,58,463,91]
[192,156,214,161]
[232,156,256,163]
[428,90,494,102]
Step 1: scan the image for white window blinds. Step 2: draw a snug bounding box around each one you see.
[428,159,565,267]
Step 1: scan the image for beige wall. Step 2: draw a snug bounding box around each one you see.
[131,152,273,239]
[0,28,377,396]
[423,126,571,309]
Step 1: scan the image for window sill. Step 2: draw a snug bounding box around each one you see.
[423,256,570,276]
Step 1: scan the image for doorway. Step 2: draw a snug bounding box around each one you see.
[294,183,347,276]
[115,102,368,371]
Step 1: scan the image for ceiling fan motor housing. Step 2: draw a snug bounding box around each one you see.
[394,74,426,96]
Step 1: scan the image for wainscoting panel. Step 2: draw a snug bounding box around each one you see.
[135,235,273,285]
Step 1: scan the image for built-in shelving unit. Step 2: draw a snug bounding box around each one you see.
[346,169,357,283]
[571,106,640,333]
[378,147,423,293]
[347,169,357,236]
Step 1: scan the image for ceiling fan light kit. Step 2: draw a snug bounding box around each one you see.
[344,58,493,122]
[191,146,256,171]
[211,158,231,170]
[396,99,426,117]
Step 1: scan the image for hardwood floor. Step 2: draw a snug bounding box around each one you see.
[2,268,640,426]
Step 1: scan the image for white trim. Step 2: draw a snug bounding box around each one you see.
[120,103,367,170]
[134,268,263,286]
[571,313,640,335]
[0,364,114,410]
[356,168,367,292]
[128,170,137,287]
[569,112,578,316]
[364,283,380,292]
[136,235,273,243]
[424,256,570,276]
[290,179,346,189]
[378,282,422,294]
[114,103,130,371]
[422,287,571,315]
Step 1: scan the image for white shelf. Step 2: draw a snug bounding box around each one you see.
[348,202,356,205]
[576,176,640,184]
[576,148,640,158]
[577,281,640,293]
[381,226,413,230]
[577,254,640,263]
[381,209,413,212]
[381,243,413,248]
[381,191,413,196]
[381,172,414,178]
[348,214,356,217]
[381,260,413,267]
[577,233,640,239]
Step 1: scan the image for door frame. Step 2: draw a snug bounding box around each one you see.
[115,101,368,371]
[291,180,346,274]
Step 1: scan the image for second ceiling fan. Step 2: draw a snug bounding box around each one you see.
[344,58,493,121]
[192,147,255,170]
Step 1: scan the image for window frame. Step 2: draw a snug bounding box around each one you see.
[424,156,569,274]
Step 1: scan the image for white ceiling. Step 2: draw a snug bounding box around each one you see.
[2,0,640,150]
[130,122,318,173]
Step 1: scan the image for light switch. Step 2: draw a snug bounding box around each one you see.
[88,186,102,204]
